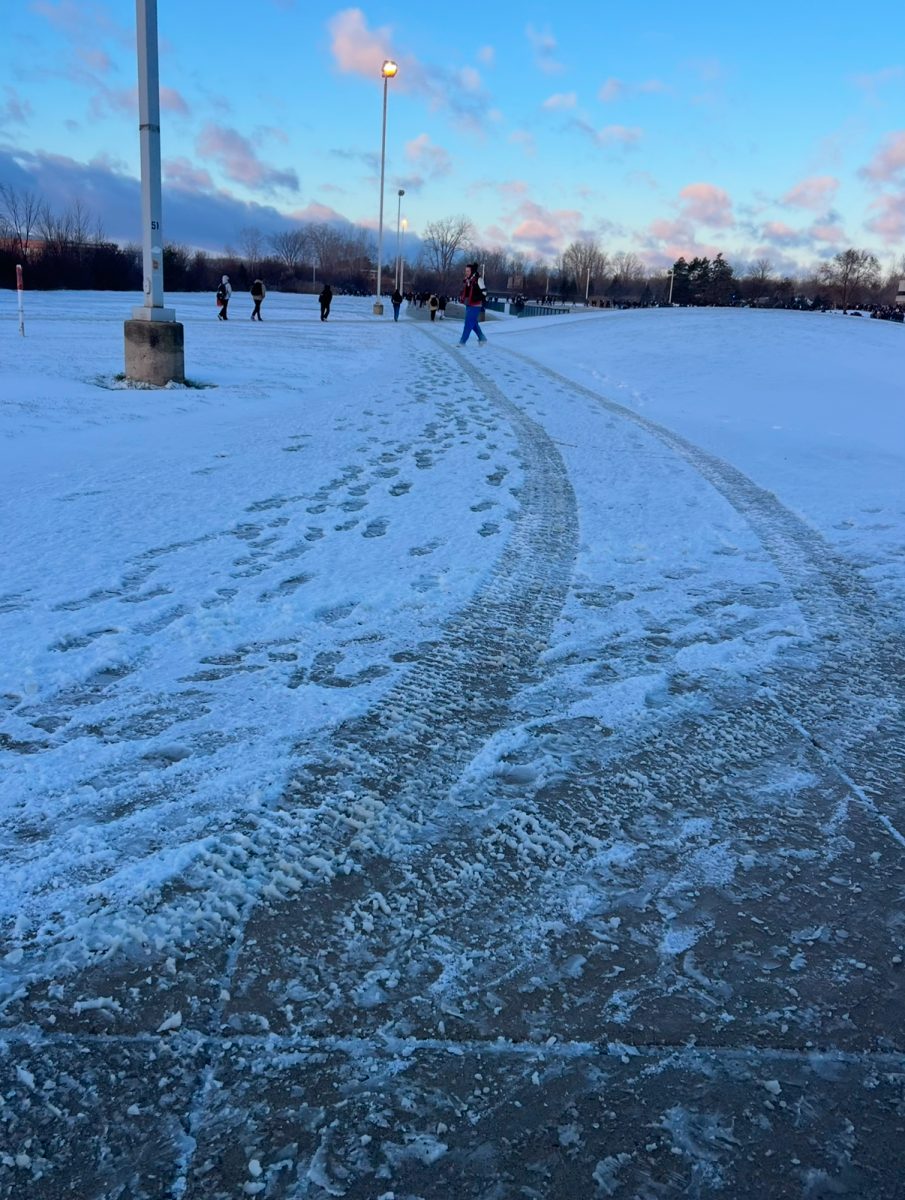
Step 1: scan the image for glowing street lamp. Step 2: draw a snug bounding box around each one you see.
[394,188,405,291]
[373,58,398,316]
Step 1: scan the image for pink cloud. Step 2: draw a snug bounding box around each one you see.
[328,7,394,76]
[860,131,905,182]
[679,182,733,227]
[781,175,838,210]
[327,7,488,130]
[810,222,845,244]
[649,217,694,241]
[76,47,112,73]
[761,220,802,244]
[866,191,905,241]
[196,123,299,193]
[164,157,215,191]
[287,202,350,225]
[598,78,625,102]
[405,133,452,176]
[160,87,190,116]
[508,199,583,255]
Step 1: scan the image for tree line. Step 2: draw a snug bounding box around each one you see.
[2,185,902,311]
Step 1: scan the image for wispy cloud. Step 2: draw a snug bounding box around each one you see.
[525,24,563,75]
[542,92,577,111]
[196,123,299,193]
[509,130,536,156]
[405,133,452,177]
[859,131,905,182]
[780,175,839,211]
[571,119,643,149]
[0,87,33,129]
[598,77,667,103]
[849,66,904,95]
[866,190,905,241]
[164,157,215,192]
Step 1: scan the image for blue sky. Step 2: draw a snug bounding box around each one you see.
[1,0,904,272]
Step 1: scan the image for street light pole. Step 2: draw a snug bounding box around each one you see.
[667,269,675,305]
[124,0,184,385]
[400,218,407,294]
[394,188,405,291]
[373,59,398,316]
[585,265,591,304]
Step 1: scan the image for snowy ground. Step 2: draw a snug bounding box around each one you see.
[1,292,903,1198]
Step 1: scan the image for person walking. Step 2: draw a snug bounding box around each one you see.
[250,278,266,321]
[216,274,232,320]
[437,294,447,320]
[319,283,333,322]
[457,263,487,345]
[391,287,403,322]
[429,294,439,322]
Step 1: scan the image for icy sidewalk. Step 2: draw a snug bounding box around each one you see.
[1,297,904,1198]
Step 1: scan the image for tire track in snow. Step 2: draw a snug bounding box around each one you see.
[498,344,905,828]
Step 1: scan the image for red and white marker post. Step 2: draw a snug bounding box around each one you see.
[16,264,25,336]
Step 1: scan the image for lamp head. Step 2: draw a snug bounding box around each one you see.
[382,59,398,78]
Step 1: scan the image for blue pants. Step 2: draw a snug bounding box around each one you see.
[459,305,487,343]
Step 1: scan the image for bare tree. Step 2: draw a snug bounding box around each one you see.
[818,247,880,312]
[741,257,774,304]
[421,216,475,290]
[306,222,345,281]
[881,253,905,304]
[269,228,307,270]
[562,238,609,297]
[38,199,97,261]
[237,226,266,275]
[609,250,645,299]
[0,184,43,260]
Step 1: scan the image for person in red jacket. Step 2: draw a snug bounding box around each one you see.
[458,263,487,345]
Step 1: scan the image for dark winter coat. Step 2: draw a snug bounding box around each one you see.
[460,276,485,307]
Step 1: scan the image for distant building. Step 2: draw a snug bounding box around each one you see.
[896,278,905,308]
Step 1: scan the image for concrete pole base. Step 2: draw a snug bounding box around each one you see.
[372,302,384,316]
[124,319,185,386]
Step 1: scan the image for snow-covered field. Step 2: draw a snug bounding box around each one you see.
[1,292,903,1198]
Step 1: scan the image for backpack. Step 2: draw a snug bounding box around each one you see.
[216,283,227,303]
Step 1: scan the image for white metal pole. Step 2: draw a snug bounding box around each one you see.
[16,264,24,335]
[668,270,674,304]
[400,221,406,294]
[394,190,404,291]
[585,265,590,303]
[375,74,389,311]
[134,0,166,316]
